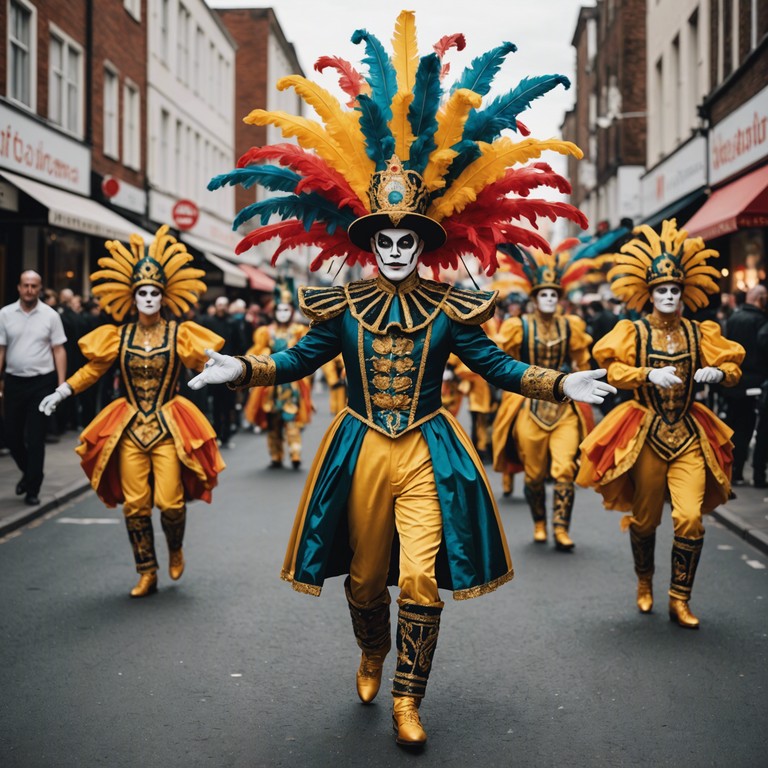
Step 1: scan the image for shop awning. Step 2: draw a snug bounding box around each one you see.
[239,263,276,292]
[200,252,247,288]
[0,169,153,241]
[682,164,768,241]
[642,188,707,229]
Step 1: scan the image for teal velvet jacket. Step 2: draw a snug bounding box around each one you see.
[236,273,565,599]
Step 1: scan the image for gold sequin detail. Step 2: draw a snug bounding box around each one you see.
[520,366,562,403]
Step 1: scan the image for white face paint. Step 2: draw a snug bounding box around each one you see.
[535,287,560,315]
[371,228,424,283]
[134,285,163,316]
[651,282,682,315]
[275,302,294,324]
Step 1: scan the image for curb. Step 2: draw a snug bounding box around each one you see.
[711,507,768,557]
[0,480,92,538]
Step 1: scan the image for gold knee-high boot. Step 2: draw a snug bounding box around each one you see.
[125,517,158,598]
[345,578,392,704]
[630,529,655,613]
[524,481,547,543]
[392,603,442,748]
[552,481,575,551]
[161,507,186,581]
[669,535,704,629]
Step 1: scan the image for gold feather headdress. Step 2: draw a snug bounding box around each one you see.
[607,219,721,312]
[90,225,207,321]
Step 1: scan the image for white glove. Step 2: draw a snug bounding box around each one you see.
[648,366,682,388]
[693,366,724,384]
[187,349,244,390]
[39,383,73,415]
[562,369,617,404]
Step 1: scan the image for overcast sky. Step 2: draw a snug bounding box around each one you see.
[207,0,591,142]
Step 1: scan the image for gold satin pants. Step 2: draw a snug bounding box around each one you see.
[628,442,706,538]
[119,436,184,519]
[347,428,444,609]
[512,406,580,484]
[267,416,302,463]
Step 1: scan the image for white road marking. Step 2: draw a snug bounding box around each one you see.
[57,517,120,525]
[746,560,766,570]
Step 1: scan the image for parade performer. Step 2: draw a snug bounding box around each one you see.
[491,240,594,549]
[321,354,347,415]
[243,283,311,468]
[189,11,615,747]
[576,220,744,628]
[39,226,225,598]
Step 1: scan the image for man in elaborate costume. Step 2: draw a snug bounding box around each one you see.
[243,282,311,468]
[577,220,744,628]
[40,226,225,598]
[189,12,615,747]
[491,241,594,549]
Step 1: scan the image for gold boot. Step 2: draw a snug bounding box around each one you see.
[161,509,186,581]
[392,696,427,747]
[525,482,547,543]
[502,472,514,498]
[553,529,574,551]
[533,520,547,543]
[169,549,185,581]
[357,650,387,704]
[553,482,575,551]
[668,597,699,629]
[636,574,653,613]
[130,571,158,598]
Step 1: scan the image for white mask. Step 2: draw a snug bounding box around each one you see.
[275,302,294,324]
[371,228,424,283]
[134,285,163,316]
[535,288,560,315]
[651,282,682,315]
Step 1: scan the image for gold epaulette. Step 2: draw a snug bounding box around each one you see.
[436,282,498,326]
[298,285,348,323]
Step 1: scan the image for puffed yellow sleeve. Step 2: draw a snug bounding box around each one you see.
[592,319,651,389]
[246,326,272,357]
[567,314,593,372]
[495,316,524,357]
[66,324,121,394]
[177,321,225,372]
[698,319,744,387]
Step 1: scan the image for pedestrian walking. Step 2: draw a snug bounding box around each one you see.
[0,270,67,505]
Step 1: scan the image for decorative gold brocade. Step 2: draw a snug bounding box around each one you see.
[245,354,277,387]
[527,313,569,428]
[520,366,563,403]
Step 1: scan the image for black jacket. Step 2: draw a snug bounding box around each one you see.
[723,304,768,395]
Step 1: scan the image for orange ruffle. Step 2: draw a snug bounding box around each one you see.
[580,402,646,481]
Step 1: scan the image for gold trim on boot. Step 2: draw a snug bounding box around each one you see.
[161,510,186,581]
[637,574,653,614]
[552,482,575,551]
[533,520,547,543]
[130,571,158,598]
[668,597,699,629]
[392,696,427,747]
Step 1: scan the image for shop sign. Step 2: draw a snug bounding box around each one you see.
[641,135,706,218]
[710,85,768,185]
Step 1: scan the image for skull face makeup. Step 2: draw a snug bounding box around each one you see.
[650,282,682,315]
[134,285,163,316]
[371,228,425,283]
[275,302,294,324]
[535,287,560,315]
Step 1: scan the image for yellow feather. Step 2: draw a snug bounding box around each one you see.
[90,269,132,284]
[276,76,373,197]
[391,10,419,93]
[633,225,663,256]
[390,92,415,160]
[430,137,583,220]
[619,243,654,263]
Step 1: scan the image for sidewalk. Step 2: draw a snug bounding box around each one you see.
[2,433,767,554]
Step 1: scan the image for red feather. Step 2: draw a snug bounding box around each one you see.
[516,120,530,136]
[475,164,572,201]
[235,221,307,254]
[554,237,582,254]
[433,33,466,58]
[314,55,366,106]
[561,261,595,288]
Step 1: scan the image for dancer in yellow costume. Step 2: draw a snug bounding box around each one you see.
[39,226,225,598]
[577,220,744,628]
[243,284,311,468]
[491,240,594,549]
[321,354,347,414]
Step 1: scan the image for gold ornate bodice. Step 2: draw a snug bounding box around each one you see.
[120,320,182,449]
[634,315,700,460]
[524,313,569,429]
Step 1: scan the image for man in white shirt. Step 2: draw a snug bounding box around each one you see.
[0,271,67,505]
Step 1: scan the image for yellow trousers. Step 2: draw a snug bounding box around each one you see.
[118,436,184,519]
[512,407,580,484]
[267,415,302,463]
[347,429,444,609]
[628,442,706,539]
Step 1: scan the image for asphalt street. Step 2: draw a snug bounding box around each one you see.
[0,397,766,768]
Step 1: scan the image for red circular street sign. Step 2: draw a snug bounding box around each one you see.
[172,199,199,230]
[102,176,120,198]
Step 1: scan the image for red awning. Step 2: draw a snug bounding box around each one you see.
[239,263,276,292]
[682,163,768,241]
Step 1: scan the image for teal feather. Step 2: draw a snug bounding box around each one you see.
[356,94,396,169]
[499,243,538,284]
[450,42,517,97]
[208,166,301,193]
[233,192,356,232]
[351,28,397,120]
[463,74,571,142]
[432,140,482,196]
[406,54,443,174]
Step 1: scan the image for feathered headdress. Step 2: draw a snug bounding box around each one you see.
[498,237,596,294]
[209,10,587,278]
[90,225,207,321]
[607,219,721,312]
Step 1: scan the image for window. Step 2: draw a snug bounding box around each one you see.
[123,81,140,169]
[671,35,681,144]
[159,0,170,63]
[49,27,83,137]
[177,4,191,85]
[160,109,170,187]
[654,56,664,159]
[194,27,204,94]
[175,119,183,194]
[8,0,36,109]
[687,9,701,124]
[124,0,140,22]
[103,65,119,158]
